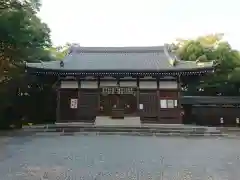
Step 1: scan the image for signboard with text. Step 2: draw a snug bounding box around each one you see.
[70,99,78,109]
[102,87,135,95]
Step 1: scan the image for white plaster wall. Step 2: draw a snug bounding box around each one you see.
[119,81,137,87]
[159,81,178,89]
[60,81,78,89]
[100,81,117,87]
[81,81,98,88]
[139,81,157,89]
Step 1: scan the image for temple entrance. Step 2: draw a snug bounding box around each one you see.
[99,87,137,117]
[100,94,119,116]
[100,94,137,117]
[121,94,138,115]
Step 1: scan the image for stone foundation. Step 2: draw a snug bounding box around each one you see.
[95,116,141,127]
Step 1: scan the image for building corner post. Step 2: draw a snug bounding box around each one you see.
[56,79,61,123]
[177,75,182,124]
[157,78,160,122]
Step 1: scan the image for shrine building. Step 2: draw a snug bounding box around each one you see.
[25,44,214,124]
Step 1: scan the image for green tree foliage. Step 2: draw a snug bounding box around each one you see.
[0,0,52,128]
[174,33,240,95]
[0,0,51,82]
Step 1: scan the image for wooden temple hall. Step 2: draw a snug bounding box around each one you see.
[26,44,214,124]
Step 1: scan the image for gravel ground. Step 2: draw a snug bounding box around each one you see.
[0,135,239,179]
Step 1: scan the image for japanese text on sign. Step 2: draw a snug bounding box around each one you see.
[70,99,78,109]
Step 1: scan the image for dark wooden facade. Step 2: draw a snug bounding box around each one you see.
[26,45,214,124]
[181,96,240,126]
[56,77,181,124]
[192,106,240,126]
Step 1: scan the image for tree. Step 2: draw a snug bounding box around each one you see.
[0,0,52,128]
[0,0,51,82]
[174,33,240,95]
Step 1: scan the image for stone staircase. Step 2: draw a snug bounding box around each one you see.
[95,116,141,126]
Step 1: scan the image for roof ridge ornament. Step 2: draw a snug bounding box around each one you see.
[68,43,81,54]
[39,60,44,68]
[163,44,177,66]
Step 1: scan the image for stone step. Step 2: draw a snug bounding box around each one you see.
[217,127,240,132]
[22,122,224,136]
[24,124,208,130]
[24,125,208,131]
[33,131,226,138]
[23,127,214,136]
[95,117,141,126]
[23,127,211,135]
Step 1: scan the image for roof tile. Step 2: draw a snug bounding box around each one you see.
[26,45,213,72]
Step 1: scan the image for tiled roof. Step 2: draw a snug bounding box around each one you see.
[26,45,214,73]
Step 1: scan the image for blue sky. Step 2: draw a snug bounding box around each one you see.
[38,0,240,49]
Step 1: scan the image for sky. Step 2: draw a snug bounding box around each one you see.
[38,0,240,49]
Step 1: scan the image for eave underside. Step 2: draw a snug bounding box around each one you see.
[26,67,214,77]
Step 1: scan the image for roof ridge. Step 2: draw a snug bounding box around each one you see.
[68,46,165,54]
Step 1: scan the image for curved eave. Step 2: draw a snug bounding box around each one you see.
[164,44,215,68]
[26,66,214,76]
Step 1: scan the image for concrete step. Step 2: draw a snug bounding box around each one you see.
[24,124,209,130]
[95,117,141,126]
[33,131,226,138]
[18,124,229,137]
[23,127,212,135]
[217,127,240,132]
[22,122,225,136]
[24,125,207,130]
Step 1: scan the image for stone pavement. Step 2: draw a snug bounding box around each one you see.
[0,135,240,179]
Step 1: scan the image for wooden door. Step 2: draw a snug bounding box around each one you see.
[78,90,99,122]
[59,89,79,122]
[139,91,158,117]
[100,94,117,116]
[100,94,125,118]
[159,90,181,124]
[111,95,124,118]
[121,94,137,115]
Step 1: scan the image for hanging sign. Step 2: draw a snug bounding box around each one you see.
[102,87,135,95]
[70,99,78,109]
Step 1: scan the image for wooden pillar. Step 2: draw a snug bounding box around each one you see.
[97,77,101,115]
[77,78,81,117]
[56,87,61,123]
[177,75,182,123]
[157,78,160,122]
[54,77,61,123]
[136,77,140,114]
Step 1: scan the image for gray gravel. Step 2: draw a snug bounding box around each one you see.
[0,135,240,179]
